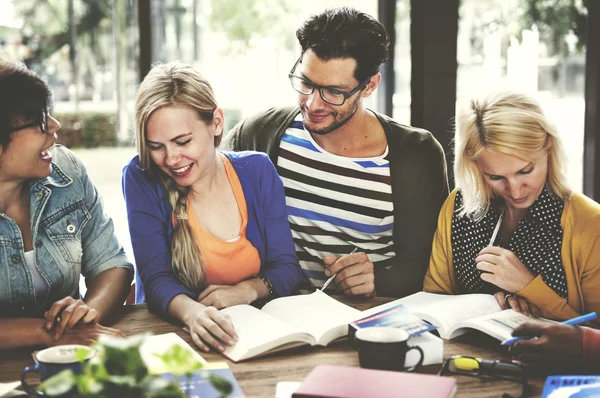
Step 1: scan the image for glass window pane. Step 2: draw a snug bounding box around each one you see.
[457,0,587,192]
[393,0,411,124]
[150,0,380,128]
[2,0,140,268]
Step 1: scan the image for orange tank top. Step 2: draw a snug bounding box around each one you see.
[186,154,261,285]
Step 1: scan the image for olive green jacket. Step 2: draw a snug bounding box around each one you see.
[223,106,449,298]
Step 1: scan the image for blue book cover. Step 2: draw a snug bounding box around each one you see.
[541,375,600,398]
[348,303,437,345]
[160,362,245,398]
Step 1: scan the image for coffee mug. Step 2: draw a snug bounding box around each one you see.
[21,345,94,397]
[355,327,424,372]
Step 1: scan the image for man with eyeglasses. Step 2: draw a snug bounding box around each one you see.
[224,7,448,298]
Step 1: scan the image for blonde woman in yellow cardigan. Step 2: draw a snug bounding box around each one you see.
[424,91,600,328]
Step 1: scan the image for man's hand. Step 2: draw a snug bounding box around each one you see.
[493,291,540,317]
[476,247,535,293]
[323,251,375,297]
[47,323,125,347]
[45,297,98,341]
[198,284,256,309]
[510,322,584,374]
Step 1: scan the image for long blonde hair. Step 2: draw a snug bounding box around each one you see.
[454,91,571,220]
[135,62,222,291]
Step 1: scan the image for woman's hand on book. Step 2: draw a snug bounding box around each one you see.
[475,247,535,293]
[493,291,540,317]
[323,251,375,297]
[187,305,239,352]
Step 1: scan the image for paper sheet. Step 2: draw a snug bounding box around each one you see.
[0,382,25,397]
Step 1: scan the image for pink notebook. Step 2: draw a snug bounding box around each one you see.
[292,365,457,398]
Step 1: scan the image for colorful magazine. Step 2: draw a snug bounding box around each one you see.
[160,362,245,398]
[541,375,600,398]
[349,303,437,341]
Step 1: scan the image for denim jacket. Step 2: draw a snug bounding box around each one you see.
[0,145,133,318]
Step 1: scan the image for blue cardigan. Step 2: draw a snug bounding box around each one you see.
[122,151,301,316]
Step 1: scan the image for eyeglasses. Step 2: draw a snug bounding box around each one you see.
[288,58,370,106]
[438,356,529,398]
[9,110,49,134]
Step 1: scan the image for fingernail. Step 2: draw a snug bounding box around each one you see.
[325,269,331,276]
[218,345,224,351]
[55,333,60,340]
[46,322,52,329]
[227,338,235,345]
[204,347,210,352]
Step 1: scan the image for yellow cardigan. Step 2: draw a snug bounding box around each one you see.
[424,189,600,328]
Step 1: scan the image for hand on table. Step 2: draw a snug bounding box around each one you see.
[493,291,540,317]
[476,247,535,293]
[323,251,375,297]
[186,306,238,353]
[47,323,125,346]
[510,322,584,374]
[198,284,255,309]
[45,297,98,340]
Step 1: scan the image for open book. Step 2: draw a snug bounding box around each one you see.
[362,292,551,340]
[220,290,362,362]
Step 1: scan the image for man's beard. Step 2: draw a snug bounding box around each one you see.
[301,99,360,136]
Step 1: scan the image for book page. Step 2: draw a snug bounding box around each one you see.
[261,290,362,345]
[363,292,502,338]
[449,309,554,340]
[0,381,22,397]
[221,304,313,361]
[403,293,502,338]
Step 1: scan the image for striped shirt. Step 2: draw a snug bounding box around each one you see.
[276,114,395,292]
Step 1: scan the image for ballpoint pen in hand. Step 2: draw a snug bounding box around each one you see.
[489,211,504,246]
[501,311,598,346]
[321,247,358,292]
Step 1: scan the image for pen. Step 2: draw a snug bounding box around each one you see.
[501,311,598,346]
[489,211,504,246]
[321,247,358,292]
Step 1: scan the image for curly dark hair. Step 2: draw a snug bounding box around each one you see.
[296,7,389,82]
[0,61,52,147]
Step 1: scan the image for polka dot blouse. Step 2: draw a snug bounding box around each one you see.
[451,188,567,298]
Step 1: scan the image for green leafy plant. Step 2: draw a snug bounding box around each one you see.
[38,334,232,398]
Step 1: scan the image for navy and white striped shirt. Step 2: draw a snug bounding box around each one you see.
[276,114,395,291]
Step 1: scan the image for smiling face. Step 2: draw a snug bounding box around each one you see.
[145,104,223,187]
[477,148,549,211]
[0,113,59,182]
[296,50,365,135]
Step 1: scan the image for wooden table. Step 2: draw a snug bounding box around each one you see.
[1,297,545,397]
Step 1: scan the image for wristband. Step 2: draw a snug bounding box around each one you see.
[252,274,276,306]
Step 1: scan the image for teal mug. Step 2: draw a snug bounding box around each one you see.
[21,345,94,397]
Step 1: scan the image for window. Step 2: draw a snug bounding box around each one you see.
[457,0,587,191]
